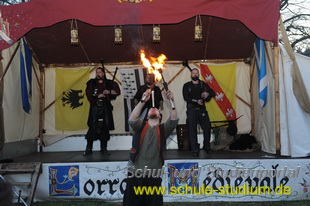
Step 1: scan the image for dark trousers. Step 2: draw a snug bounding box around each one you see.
[187,108,211,152]
[123,176,163,206]
[86,139,108,150]
[85,129,110,150]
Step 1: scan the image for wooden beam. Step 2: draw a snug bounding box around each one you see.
[44,58,250,68]
[274,46,281,151]
[0,51,4,150]
[249,57,256,134]
[32,63,44,98]
[39,65,45,148]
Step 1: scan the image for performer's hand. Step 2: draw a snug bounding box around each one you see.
[201,92,209,99]
[110,90,117,95]
[98,93,105,98]
[103,90,110,95]
[197,99,204,105]
[141,89,151,102]
[165,90,174,101]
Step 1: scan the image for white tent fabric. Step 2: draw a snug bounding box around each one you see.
[2,43,40,143]
[279,45,310,157]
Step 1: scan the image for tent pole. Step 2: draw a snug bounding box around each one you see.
[203,16,212,60]
[274,46,280,151]
[0,51,5,151]
[249,57,256,134]
[38,65,45,151]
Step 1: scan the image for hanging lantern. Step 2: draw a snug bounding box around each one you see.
[70,19,79,46]
[153,24,160,43]
[114,26,122,45]
[194,15,202,42]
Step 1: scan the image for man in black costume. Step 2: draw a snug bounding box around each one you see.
[133,73,163,119]
[182,68,215,157]
[83,67,120,156]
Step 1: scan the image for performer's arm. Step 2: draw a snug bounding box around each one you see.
[183,83,199,105]
[110,81,121,96]
[159,100,164,111]
[85,80,97,104]
[129,90,151,121]
[165,90,178,120]
[102,81,120,99]
[182,83,191,102]
[202,82,215,102]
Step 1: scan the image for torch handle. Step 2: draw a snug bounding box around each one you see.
[162,82,169,91]
[162,82,175,109]
[170,99,175,110]
[159,70,175,110]
[140,84,155,102]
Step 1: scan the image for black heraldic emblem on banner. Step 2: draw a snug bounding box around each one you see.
[61,89,84,109]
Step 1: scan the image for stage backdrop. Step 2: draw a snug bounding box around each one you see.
[43,63,251,136]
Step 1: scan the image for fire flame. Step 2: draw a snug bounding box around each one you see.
[140,50,167,82]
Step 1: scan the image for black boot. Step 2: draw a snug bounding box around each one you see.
[100,140,110,155]
[83,147,93,156]
[100,148,111,155]
[203,147,212,154]
[83,140,93,156]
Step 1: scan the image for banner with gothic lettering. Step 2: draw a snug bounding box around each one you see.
[35,159,310,202]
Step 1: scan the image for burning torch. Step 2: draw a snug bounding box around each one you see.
[158,69,175,110]
[139,50,174,109]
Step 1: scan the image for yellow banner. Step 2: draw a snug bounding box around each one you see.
[202,63,236,123]
[55,68,90,131]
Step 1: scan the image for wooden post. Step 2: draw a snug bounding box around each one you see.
[274,46,280,151]
[38,65,45,151]
[249,58,256,134]
[0,51,4,150]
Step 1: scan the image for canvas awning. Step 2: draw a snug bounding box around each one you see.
[0,0,280,64]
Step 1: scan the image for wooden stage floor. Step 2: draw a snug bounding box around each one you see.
[10,149,300,164]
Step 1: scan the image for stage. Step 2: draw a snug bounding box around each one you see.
[2,148,309,203]
[11,149,291,164]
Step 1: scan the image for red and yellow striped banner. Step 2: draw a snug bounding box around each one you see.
[200,63,236,122]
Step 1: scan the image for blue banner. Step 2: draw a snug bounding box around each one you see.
[254,38,268,107]
[20,38,32,113]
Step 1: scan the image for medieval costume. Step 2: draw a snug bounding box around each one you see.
[183,78,215,157]
[84,77,120,155]
[123,89,178,206]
